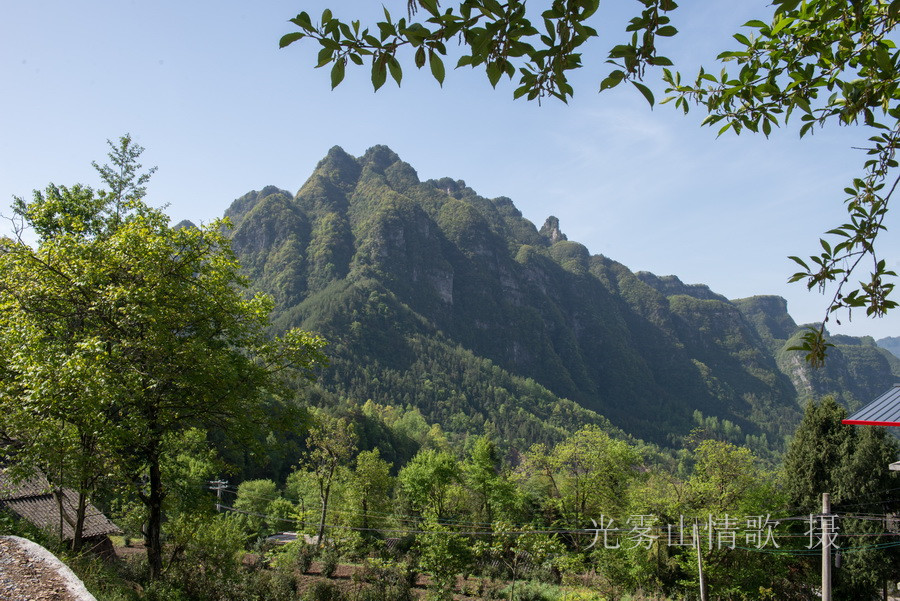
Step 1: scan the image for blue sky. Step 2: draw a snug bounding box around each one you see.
[2,1,899,339]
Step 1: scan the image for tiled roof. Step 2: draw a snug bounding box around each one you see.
[0,471,51,499]
[0,470,120,540]
[843,384,900,426]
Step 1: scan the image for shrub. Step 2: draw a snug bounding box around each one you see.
[501,580,561,601]
[246,564,297,601]
[320,545,340,578]
[273,540,316,574]
[354,557,415,601]
[163,513,246,600]
[307,581,341,601]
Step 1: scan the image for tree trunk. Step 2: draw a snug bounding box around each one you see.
[145,451,164,580]
[316,482,331,546]
[72,490,87,553]
[362,496,368,532]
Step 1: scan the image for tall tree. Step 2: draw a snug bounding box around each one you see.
[346,448,393,533]
[303,412,357,545]
[783,396,900,600]
[0,136,328,577]
[520,425,639,534]
[397,448,459,521]
[461,435,521,525]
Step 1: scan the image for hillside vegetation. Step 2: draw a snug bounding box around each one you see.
[226,145,899,452]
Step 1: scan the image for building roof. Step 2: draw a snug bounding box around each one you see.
[843,384,900,427]
[0,470,120,540]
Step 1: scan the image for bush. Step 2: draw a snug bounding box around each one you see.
[242,565,297,601]
[144,581,191,601]
[502,580,561,601]
[272,540,317,574]
[163,513,247,600]
[354,558,415,601]
[59,552,140,601]
[320,545,340,578]
[306,581,341,601]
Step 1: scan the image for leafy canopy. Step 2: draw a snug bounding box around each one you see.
[281,0,900,365]
[0,135,328,577]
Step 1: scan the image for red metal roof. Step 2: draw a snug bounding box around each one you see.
[843,384,900,426]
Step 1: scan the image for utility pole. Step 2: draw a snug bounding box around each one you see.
[822,492,831,601]
[210,480,228,512]
[695,522,708,601]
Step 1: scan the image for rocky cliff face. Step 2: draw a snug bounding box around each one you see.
[223,145,897,449]
[734,295,900,410]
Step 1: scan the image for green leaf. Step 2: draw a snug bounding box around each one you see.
[486,62,502,88]
[420,0,440,16]
[290,12,313,31]
[279,32,304,48]
[330,59,346,89]
[788,256,810,270]
[599,70,624,91]
[316,47,333,68]
[388,56,403,86]
[415,47,426,69]
[429,51,445,86]
[648,56,674,66]
[631,81,654,106]
[771,16,793,35]
[372,58,387,91]
[377,22,395,40]
[656,25,677,37]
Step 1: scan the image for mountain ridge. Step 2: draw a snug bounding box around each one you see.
[224,145,899,450]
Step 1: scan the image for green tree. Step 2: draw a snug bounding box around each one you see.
[0,136,328,578]
[346,448,394,533]
[783,397,900,600]
[397,448,459,521]
[233,478,283,537]
[681,441,789,600]
[461,436,518,524]
[684,440,773,515]
[303,412,357,544]
[520,425,639,535]
[416,515,471,600]
[475,521,563,601]
[280,1,900,361]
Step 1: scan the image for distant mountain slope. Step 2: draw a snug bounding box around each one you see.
[734,296,900,411]
[877,336,900,361]
[224,145,895,450]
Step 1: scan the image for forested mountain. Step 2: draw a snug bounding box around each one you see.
[877,335,900,360]
[224,145,898,450]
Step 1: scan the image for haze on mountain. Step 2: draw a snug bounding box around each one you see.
[224,145,900,452]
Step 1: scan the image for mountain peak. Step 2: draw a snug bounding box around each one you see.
[635,272,727,301]
[362,145,402,171]
[313,145,361,184]
[539,216,567,244]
